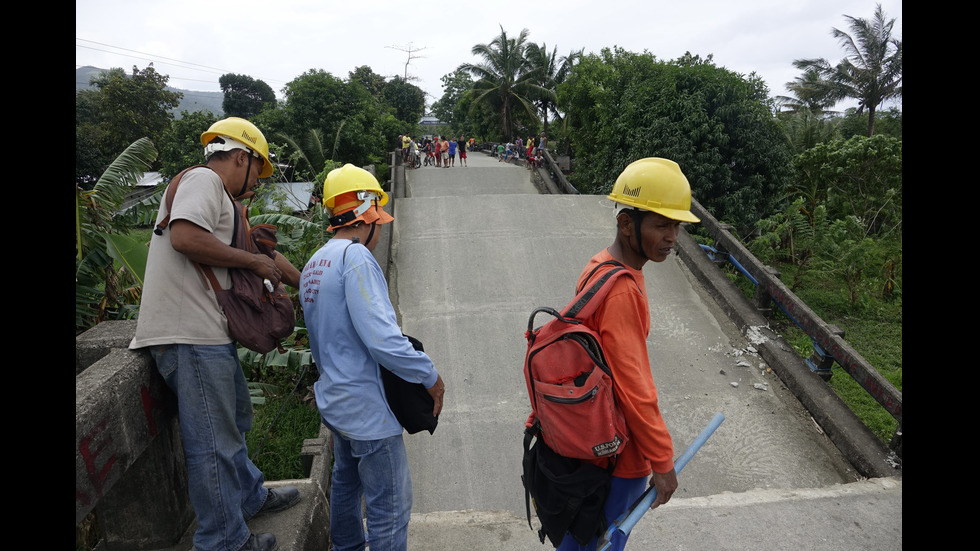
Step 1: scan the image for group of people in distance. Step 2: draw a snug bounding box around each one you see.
[131,115,695,551]
[403,134,472,168]
[494,131,548,170]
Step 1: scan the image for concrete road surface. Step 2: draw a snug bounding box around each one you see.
[394,152,860,519]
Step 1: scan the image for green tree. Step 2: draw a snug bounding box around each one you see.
[461,26,544,141]
[76,65,181,183]
[349,65,388,100]
[220,73,276,118]
[278,69,388,168]
[776,69,839,116]
[76,87,111,187]
[524,43,581,134]
[157,111,219,178]
[558,48,793,233]
[793,134,902,238]
[777,108,841,153]
[381,76,426,125]
[432,67,478,137]
[794,3,902,137]
[836,106,902,141]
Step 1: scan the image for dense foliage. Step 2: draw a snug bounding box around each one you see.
[220,73,276,119]
[75,65,181,185]
[558,48,794,234]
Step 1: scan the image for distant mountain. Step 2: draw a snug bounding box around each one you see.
[76,66,225,118]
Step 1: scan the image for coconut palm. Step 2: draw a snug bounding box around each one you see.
[524,43,582,134]
[793,3,901,136]
[776,69,839,116]
[461,26,545,141]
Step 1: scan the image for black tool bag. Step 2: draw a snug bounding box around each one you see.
[522,423,613,547]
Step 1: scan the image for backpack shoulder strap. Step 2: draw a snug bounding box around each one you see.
[153,165,213,236]
[563,261,635,321]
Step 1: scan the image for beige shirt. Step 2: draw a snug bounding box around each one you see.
[130,168,236,348]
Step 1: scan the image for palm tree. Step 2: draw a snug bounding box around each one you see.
[794,3,901,136]
[461,26,544,141]
[524,43,582,134]
[775,69,839,116]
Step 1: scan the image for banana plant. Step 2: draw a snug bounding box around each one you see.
[75,138,158,331]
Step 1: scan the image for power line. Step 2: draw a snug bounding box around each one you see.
[75,38,289,90]
[76,38,225,73]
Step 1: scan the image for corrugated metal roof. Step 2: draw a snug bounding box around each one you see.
[258,181,316,213]
[136,172,164,187]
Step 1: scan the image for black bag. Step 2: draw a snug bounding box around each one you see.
[380,334,439,435]
[522,424,613,547]
[156,166,295,354]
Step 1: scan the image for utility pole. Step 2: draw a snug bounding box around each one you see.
[386,42,427,81]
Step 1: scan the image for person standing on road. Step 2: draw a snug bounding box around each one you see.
[302,164,446,551]
[129,117,303,551]
[433,136,442,167]
[440,136,450,168]
[448,137,458,167]
[401,134,412,164]
[556,157,698,551]
[458,136,468,167]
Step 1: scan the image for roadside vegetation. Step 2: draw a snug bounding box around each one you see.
[75,3,900,484]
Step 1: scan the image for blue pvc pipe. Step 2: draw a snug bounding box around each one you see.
[598,412,726,550]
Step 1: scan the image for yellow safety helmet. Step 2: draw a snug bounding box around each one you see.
[323,164,392,231]
[201,117,274,178]
[607,158,700,223]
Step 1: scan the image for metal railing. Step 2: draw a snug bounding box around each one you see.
[689,200,902,454]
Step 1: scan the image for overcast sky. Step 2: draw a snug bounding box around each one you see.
[76,0,902,113]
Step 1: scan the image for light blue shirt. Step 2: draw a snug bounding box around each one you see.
[301,239,438,440]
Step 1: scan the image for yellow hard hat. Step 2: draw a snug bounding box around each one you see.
[201,117,274,178]
[607,158,700,223]
[323,164,392,231]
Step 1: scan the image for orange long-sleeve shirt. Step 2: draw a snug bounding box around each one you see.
[576,249,675,478]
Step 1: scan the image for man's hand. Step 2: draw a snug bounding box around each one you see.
[427,374,446,418]
[649,468,678,509]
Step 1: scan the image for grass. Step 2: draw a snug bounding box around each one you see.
[728,262,902,445]
[246,372,322,481]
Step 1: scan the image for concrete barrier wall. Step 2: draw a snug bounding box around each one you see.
[75,320,195,548]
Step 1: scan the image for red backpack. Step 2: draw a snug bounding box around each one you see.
[523,260,632,460]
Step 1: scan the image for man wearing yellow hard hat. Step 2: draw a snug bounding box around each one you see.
[556,158,700,550]
[301,164,445,550]
[130,117,302,551]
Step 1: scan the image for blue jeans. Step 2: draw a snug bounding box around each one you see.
[557,476,647,551]
[328,429,412,551]
[151,343,268,551]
